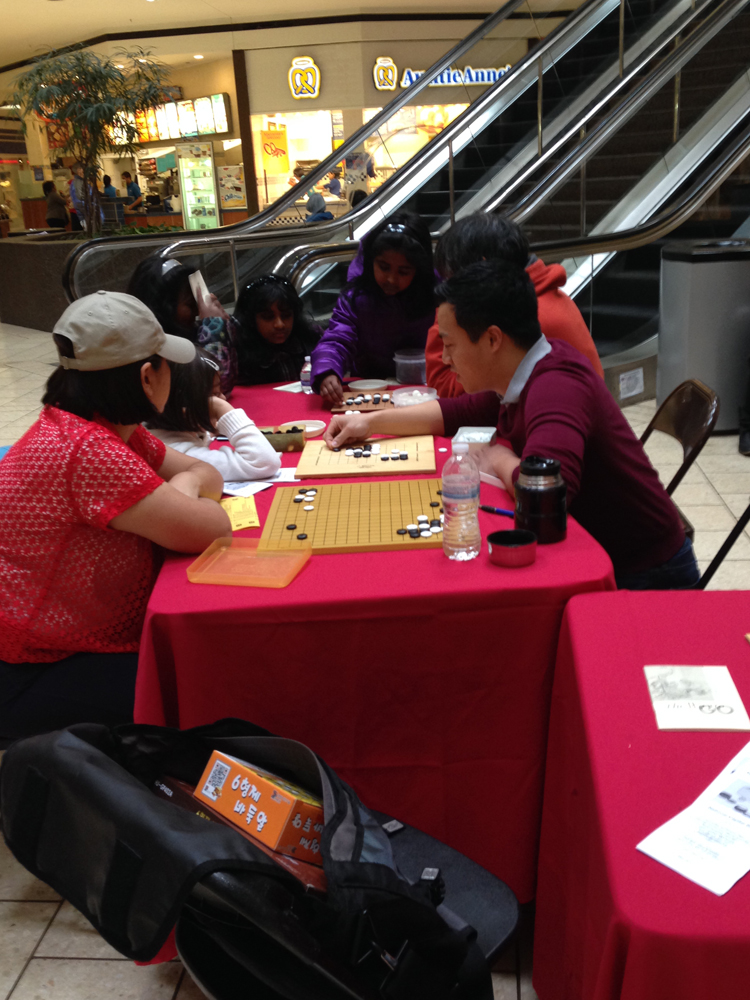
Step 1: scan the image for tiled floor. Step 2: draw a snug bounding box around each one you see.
[1,323,749,1000]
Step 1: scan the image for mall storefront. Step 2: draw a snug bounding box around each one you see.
[244,35,524,215]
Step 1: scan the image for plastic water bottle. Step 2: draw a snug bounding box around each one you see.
[300,356,312,394]
[441,442,481,561]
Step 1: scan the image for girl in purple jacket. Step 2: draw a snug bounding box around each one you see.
[312,213,436,405]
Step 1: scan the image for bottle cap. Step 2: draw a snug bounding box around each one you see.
[452,442,469,455]
[519,455,560,476]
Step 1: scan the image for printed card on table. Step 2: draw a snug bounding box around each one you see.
[643,665,750,731]
[219,495,260,531]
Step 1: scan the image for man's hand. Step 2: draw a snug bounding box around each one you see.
[319,373,345,408]
[196,289,230,323]
[324,412,374,449]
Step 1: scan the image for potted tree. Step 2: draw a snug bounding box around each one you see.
[11,48,170,236]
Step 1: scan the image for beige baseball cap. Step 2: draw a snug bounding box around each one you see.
[53,290,196,371]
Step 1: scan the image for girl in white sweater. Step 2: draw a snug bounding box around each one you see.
[146,350,281,481]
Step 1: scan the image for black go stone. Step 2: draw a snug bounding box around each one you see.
[297,533,308,540]
[286,524,297,530]
[354,449,362,457]
[333,448,340,452]
[430,519,441,527]
[400,454,408,461]
[436,490,442,495]
[408,529,420,538]
[430,501,439,507]
[397,528,407,535]
[381,455,390,461]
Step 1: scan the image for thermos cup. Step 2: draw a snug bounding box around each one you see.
[514,455,567,543]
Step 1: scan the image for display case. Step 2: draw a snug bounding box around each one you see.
[176,142,220,231]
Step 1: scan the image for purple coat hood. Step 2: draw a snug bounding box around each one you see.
[310,248,434,386]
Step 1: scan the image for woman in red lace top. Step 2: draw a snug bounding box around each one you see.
[0,292,231,741]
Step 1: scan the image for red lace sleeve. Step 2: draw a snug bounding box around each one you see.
[129,424,167,471]
[70,426,165,529]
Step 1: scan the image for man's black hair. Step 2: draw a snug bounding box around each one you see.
[127,256,196,340]
[147,347,216,436]
[350,211,435,318]
[42,180,55,196]
[435,260,541,349]
[43,336,163,424]
[102,174,112,187]
[435,213,529,278]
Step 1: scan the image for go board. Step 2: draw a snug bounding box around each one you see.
[295,435,435,479]
[258,478,444,554]
[331,398,394,414]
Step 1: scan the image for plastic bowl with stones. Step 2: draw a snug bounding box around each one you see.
[391,386,438,407]
[487,530,537,568]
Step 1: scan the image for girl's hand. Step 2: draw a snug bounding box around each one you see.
[208,395,234,426]
[196,289,230,323]
[324,412,374,449]
[319,373,344,407]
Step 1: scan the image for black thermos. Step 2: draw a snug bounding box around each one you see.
[514,456,567,543]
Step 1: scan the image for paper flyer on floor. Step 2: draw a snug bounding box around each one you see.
[638,740,750,894]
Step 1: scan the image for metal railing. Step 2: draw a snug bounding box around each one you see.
[276,116,750,293]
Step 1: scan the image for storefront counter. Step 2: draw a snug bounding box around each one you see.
[123,212,183,229]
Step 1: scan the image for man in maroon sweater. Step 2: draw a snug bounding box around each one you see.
[324,260,698,588]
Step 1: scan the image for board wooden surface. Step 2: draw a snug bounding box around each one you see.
[295,436,436,479]
[258,478,444,554]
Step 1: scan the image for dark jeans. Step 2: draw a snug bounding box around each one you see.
[0,651,138,740]
[615,536,700,590]
[45,218,67,229]
[69,212,83,232]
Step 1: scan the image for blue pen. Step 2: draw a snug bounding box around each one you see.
[479,504,515,518]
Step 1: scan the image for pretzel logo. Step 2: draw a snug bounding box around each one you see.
[262,140,287,158]
[289,57,321,99]
[373,57,397,91]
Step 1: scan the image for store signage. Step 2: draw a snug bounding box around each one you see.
[371,58,511,90]
[261,129,290,173]
[111,93,231,145]
[373,57,398,91]
[289,57,321,99]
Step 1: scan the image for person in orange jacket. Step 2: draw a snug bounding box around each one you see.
[425,213,603,396]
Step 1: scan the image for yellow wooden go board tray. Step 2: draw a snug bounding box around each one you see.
[258,478,444,554]
[294,435,435,479]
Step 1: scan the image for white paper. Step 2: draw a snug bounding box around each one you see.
[222,466,299,497]
[644,666,750,731]
[222,481,274,498]
[638,740,750,894]
[188,270,210,303]
[272,381,304,393]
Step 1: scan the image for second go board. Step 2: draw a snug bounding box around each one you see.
[258,478,444,554]
[294,435,435,479]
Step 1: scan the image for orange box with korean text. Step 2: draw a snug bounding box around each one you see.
[195,750,325,866]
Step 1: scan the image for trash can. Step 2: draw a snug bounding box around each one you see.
[659,239,750,431]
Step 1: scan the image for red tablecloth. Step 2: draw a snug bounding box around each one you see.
[135,384,614,902]
[534,590,750,1000]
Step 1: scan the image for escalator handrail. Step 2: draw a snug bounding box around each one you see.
[503,0,750,221]
[63,0,637,300]
[278,118,750,286]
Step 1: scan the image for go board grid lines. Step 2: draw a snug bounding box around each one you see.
[294,435,436,478]
[259,479,444,554]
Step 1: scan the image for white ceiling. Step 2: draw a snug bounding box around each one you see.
[0,0,506,69]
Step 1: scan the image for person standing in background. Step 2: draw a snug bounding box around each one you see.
[43,181,69,230]
[102,175,117,198]
[121,171,143,210]
[67,164,83,231]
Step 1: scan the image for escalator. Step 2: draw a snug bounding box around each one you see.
[62,0,750,392]
[65,0,723,302]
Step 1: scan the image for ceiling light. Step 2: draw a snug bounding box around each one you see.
[194,54,204,60]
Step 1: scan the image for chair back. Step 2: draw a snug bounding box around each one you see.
[640,379,719,495]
